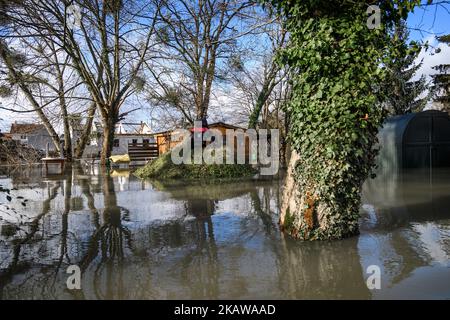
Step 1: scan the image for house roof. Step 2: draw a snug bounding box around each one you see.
[209,122,245,130]
[10,123,45,134]
[150,122,246,136]
[0,132,12,140]
[115,122,151,135]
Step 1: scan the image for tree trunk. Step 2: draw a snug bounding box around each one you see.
[100,117,116,166]
[61,102,72,162]
[248,78,277,129]
[74,103,96,159]
[280,151,359,240]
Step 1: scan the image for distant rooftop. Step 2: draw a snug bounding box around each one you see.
[10,122,45,134]
[115,122,151,135]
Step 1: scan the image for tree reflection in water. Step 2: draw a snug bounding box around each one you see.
[0,165,449,299]
[76,167,133,299]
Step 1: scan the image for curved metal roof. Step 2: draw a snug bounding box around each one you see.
[378,110,450,173]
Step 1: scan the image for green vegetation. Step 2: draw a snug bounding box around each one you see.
[134,152,258,181]
[270,0,421,240]
[383,20,429,115]
[431,34,450,111]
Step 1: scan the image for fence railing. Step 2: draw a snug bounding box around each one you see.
[128,142,159,161]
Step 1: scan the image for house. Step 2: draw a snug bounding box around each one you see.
[152,122,249,156]
[81,120,250,163]
[112,122,155,156]
[9,122,56,151]
[80,121,157,162]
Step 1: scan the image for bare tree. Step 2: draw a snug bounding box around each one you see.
[0,43,63,154]
[225,16,288,129]
[147,0,265,125]
[0,34,97,161]
[4,0,162,165]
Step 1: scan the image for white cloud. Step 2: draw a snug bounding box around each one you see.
[414,35,450,82]
[411,35,450,109]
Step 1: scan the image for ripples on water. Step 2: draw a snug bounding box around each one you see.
[0,165,449,299]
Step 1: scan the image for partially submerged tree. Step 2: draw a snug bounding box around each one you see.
[383,20,428,115]
[431,34,450,112]
[5,0,161,165]
[270,0,421,240]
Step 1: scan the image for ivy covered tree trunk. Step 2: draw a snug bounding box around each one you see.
[280,151,361,240]
[270,0,420,240]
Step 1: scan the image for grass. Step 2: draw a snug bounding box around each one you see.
[134,151,258,181]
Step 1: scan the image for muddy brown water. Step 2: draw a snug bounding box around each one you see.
[0,165,449,299]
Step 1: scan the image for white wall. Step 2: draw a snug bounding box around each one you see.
[112,135,156,155]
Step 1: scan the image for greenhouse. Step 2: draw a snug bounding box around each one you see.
[378,110,450,171]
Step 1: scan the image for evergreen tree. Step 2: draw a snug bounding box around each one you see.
[384,20,428,115]
[431,34,450,112]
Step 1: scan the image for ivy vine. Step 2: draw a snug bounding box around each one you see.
[266,0,421,240]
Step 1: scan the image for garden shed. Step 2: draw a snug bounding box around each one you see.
[378,110,450,171]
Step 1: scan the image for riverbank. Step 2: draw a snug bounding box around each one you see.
[134,152,259,181]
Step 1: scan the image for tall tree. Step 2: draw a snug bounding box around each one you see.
[431,34,450,112]
[5,0,161,165]
[246,18,288,129]
[270,0,421,240]
[0,43,63,155]
[383,20,428,115]
[148,0,259,124]
[0,35,97,160]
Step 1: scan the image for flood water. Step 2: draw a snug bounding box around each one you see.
[0,164,449,300]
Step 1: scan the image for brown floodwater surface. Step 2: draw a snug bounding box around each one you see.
[0,164,449,299]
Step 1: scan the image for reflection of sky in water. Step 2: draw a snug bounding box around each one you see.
[0,166,449,299]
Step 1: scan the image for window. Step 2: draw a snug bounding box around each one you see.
[132,139,138,146]
[113,139,120,148]
[20,135,27,140]
[143,139,149,147]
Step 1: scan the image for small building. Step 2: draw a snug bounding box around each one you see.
[153,129,184,155]
[9,122,56,151]
[112,122,155,155]
[209,122,246,134]
[80,121,157,160]
[152,122,249,156]
[378,110,450,171]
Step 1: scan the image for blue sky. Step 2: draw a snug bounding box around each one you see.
[408,2,450,42]
[406,1,450,91]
